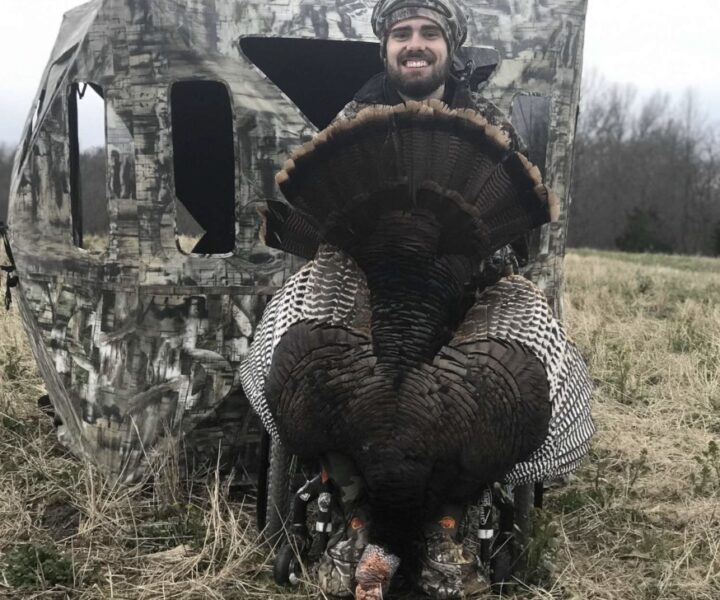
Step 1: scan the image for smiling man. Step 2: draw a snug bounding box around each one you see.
[336,0,523,153]
[383,15,450,100]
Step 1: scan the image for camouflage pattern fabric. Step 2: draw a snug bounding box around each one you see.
[7,0,587,482]
[324,451,366,507]
[317,507,372,597]
[417,531,488,599]
[335,92,526,154]
[371,0,468,50]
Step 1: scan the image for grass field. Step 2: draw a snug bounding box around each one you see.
[0,249,718,599]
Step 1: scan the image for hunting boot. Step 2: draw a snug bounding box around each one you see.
[317,506,371,597]
[416,508,489,599]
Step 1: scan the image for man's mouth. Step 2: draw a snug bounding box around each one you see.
[402,59,430,68]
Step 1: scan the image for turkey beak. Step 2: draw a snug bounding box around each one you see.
[355,543,400,599]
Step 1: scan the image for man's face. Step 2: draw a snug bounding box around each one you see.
[385,17,451,100]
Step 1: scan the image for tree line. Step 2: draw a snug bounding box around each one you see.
[569,72,720,255]
[1,76,719,255]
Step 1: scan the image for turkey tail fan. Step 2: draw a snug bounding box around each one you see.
[272,101,559,261]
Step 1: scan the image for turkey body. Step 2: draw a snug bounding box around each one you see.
[264,237,552,539]
[240,102,593,548]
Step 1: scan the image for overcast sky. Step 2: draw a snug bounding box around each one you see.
[0,0,718,149]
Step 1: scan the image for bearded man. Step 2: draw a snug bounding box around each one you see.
[337,0,524,154]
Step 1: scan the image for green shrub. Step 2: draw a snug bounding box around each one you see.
[3,544,74,589]
[615,208,673,254]
[691,440,720,496]
[517,508,558,587]
[0,346,26,381]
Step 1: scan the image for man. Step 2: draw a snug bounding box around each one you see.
[315,2,525,598]
[337,0,525,154]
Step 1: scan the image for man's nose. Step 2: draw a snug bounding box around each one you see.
[406,31,426,49]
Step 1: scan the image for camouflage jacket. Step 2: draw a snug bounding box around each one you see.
[335,72,527,155]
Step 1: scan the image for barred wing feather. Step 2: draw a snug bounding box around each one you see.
[239,247,369,438]
[451,275,594,484]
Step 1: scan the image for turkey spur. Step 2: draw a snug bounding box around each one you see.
[240,101,593,596]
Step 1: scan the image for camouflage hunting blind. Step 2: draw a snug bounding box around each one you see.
[6,0,588,483]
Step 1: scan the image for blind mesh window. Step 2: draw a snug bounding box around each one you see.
[240,38,382,130]
[511,95,551,178]
[68,82,108,253]
[171,80,236,255]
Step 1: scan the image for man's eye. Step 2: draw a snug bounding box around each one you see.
[391,31,410,40]
[424,30,441,39]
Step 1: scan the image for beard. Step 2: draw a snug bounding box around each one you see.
[386,50,451,100]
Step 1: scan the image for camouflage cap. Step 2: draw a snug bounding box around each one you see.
[372,0,468,53]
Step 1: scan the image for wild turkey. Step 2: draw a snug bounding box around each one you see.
[240,101,593,598]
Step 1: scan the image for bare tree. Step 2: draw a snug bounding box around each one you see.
[570,76,720,255]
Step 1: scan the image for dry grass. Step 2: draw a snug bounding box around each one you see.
[551,249,720,600]
[0,249,718,598]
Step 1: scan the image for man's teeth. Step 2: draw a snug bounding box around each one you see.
[404,60,429,68]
